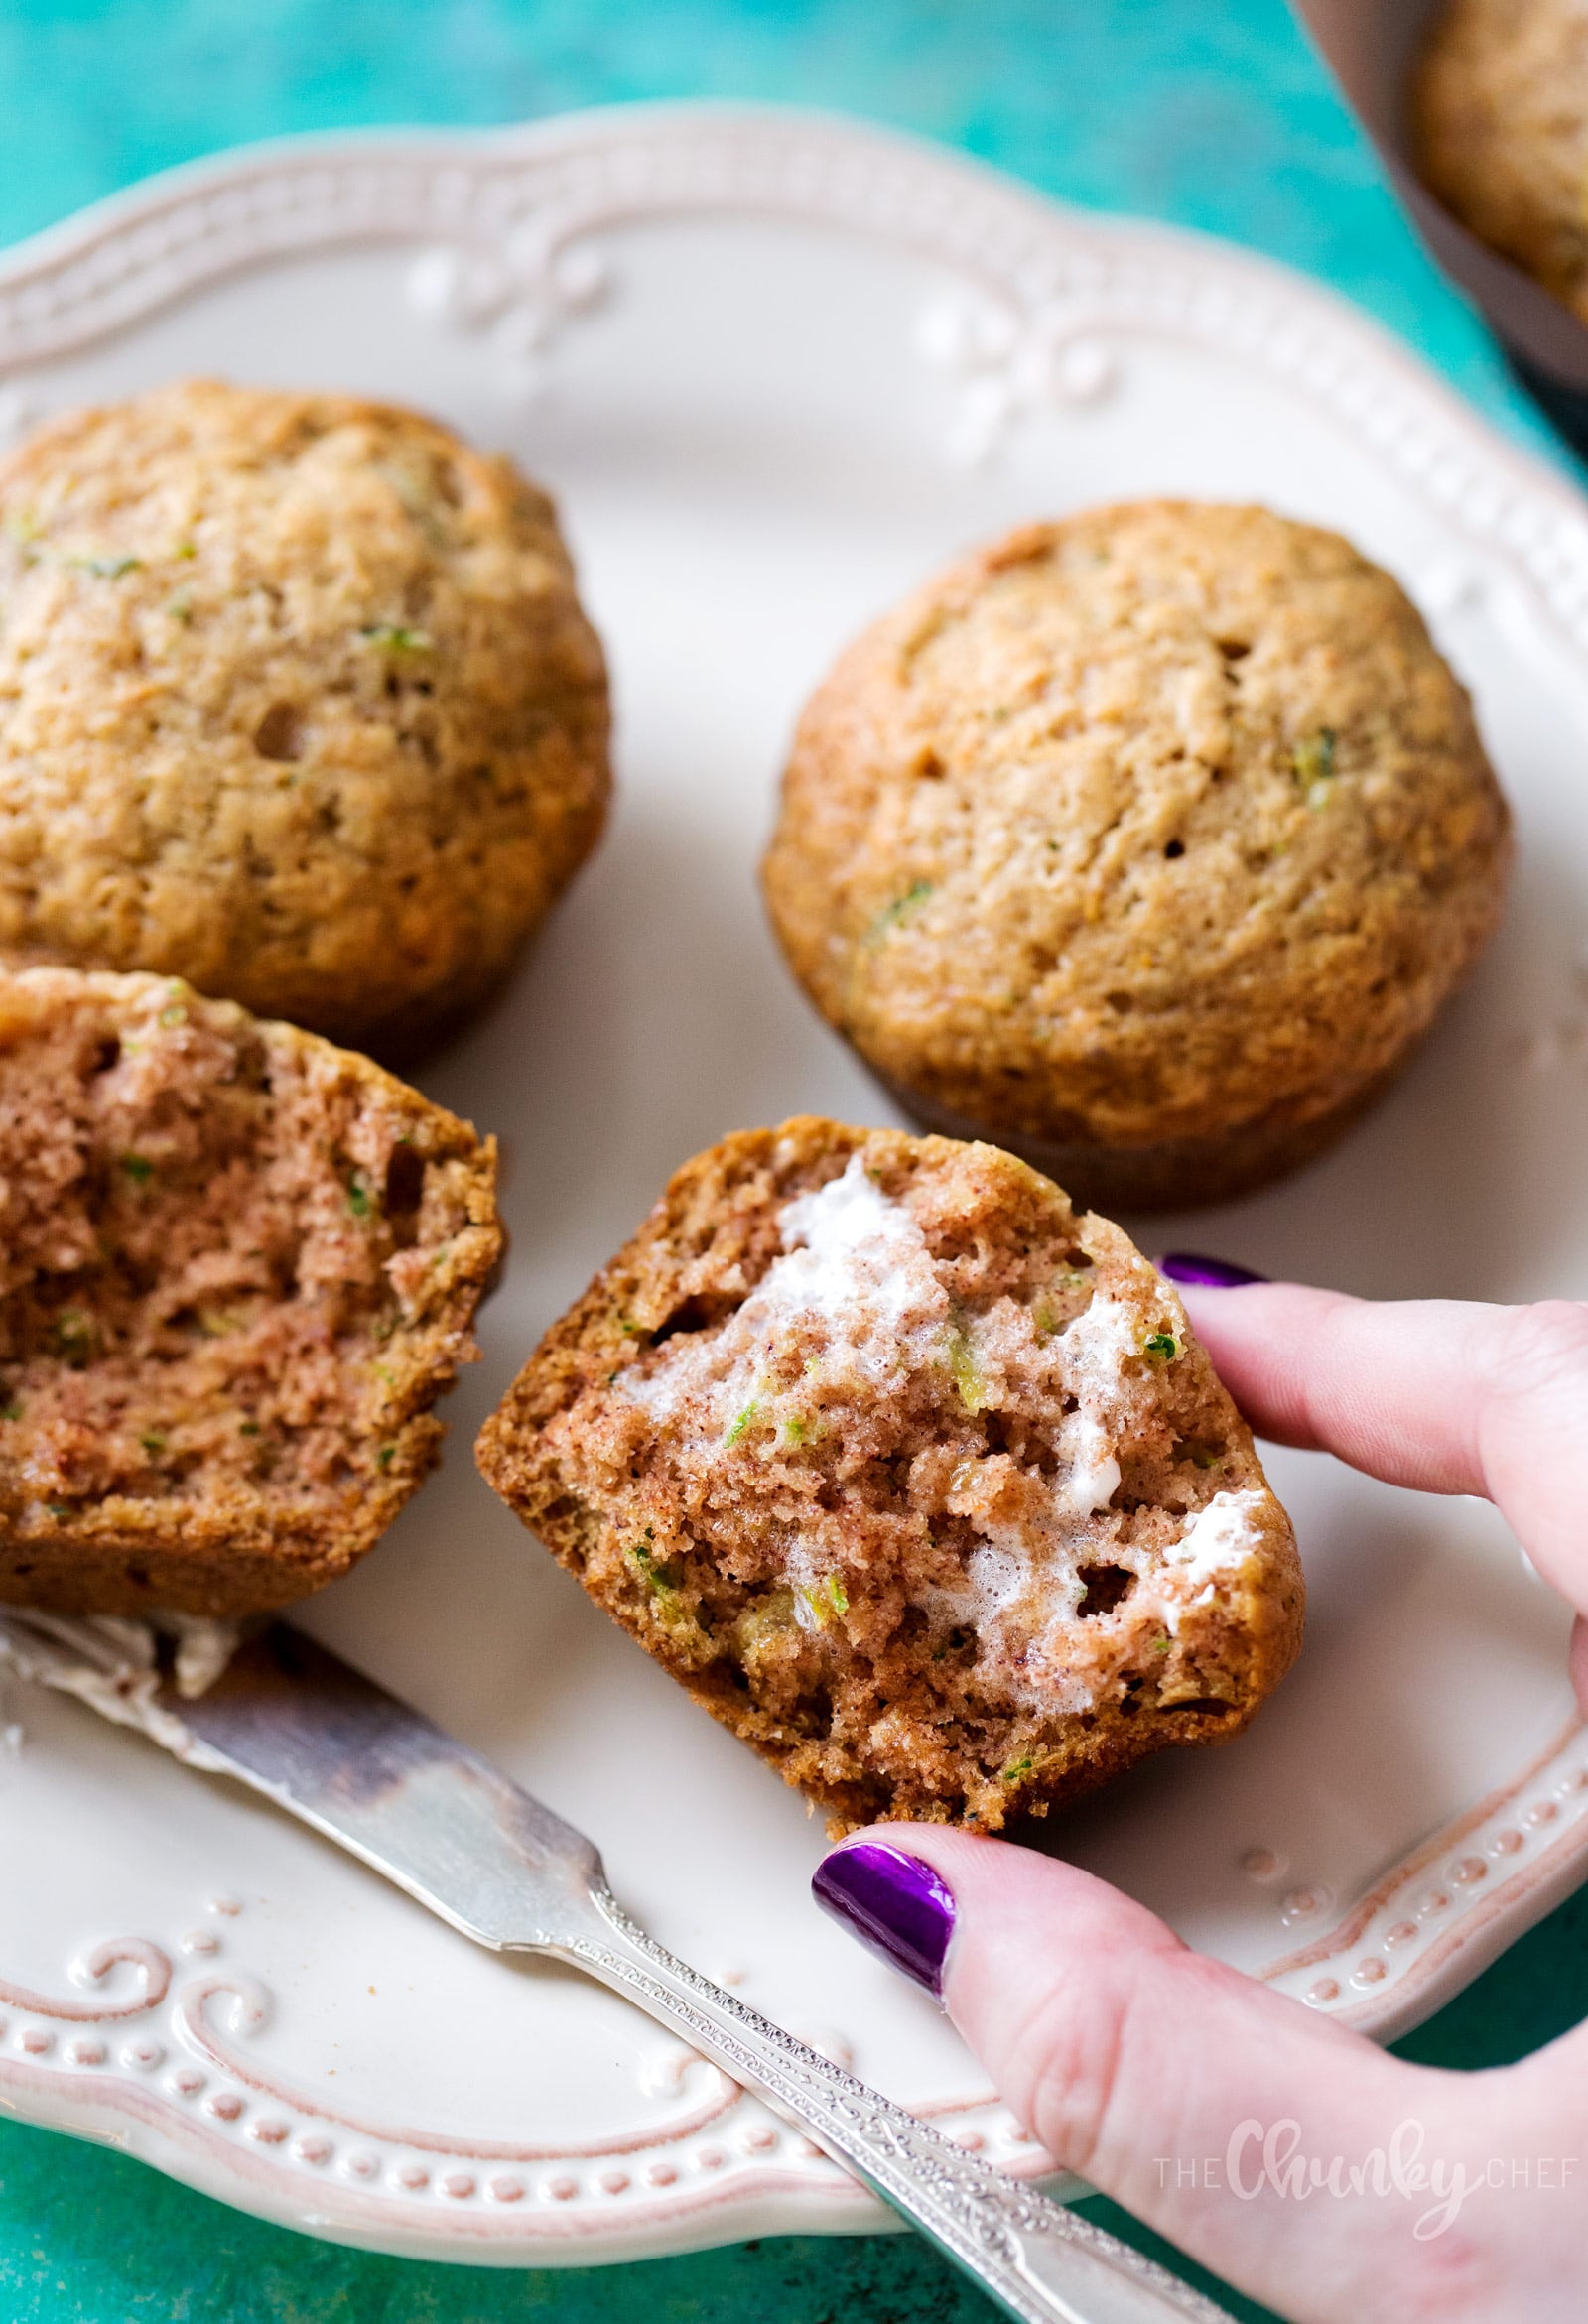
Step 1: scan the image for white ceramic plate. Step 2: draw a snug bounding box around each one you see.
[2,104,1587,2269]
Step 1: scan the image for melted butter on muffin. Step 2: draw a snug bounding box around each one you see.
[478,1117,1303,1834]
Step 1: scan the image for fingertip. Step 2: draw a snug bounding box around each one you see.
[817,1822,1181,2005]
[811,1833,958,1999]
[1157,1251,1269,1288]
[1171,1275,1331,1328]
[1570,1616,1588,1719]
[810,1822,1078,2011]
[1168,1278,1354,1442]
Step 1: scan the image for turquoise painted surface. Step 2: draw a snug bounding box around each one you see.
[0,4,1583,2320]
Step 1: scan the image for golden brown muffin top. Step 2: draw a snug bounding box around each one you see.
[0,379,609,1050]
[762,503,1510,1154]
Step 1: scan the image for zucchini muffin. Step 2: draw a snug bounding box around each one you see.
[477,1118,1301,1834]
[0,379,610,1054]
[0,965,501,1617]
[1414,0,1588,324]
[761,504,1511,1210]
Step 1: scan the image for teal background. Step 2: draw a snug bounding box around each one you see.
[0,4,1583,2321]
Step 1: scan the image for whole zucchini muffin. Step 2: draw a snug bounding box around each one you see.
[477,1118,1302,1835]
[1414,0,1588,323]
[0,965,501,1617]
[761,504,1511,1210]
[0,380,610,1053]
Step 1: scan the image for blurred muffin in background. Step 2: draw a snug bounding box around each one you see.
[0,380,610,1055]
[761,501,1511,1211]
[1414,0,1588,325]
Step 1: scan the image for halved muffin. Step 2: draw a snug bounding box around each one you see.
[477,1117,1301,1833]
[0,966,500,1616]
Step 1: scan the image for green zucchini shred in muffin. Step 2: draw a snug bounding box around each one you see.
[477,1117,1303,1835]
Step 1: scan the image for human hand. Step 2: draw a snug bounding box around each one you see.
[812,1277,1588,2323]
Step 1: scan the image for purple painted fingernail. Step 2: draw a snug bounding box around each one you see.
[812,1842,956,1999]
[1158,1251,1268,1288]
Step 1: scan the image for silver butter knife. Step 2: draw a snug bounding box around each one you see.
[0,1614,1235,2324]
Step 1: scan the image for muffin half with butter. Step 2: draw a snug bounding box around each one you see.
[0,380,610,1055]
[762,503,1512,1210]
[477,1118,1301,1836]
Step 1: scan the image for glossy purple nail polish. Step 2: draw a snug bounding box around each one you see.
[1158,1251,1267,1288]
[811,1842,956,1999]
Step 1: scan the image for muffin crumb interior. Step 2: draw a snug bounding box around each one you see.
[478,1119,1301,1832]
[0,967,500,1615]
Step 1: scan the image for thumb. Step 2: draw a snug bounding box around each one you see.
[1572,1616,1588,1720]
[814,1827,1487,2323]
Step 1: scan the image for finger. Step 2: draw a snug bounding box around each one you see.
[815,1827,1494,2324]
[1174,1283,1487,1485]
[1571,1617,1588,1721]
[1175,1283,1588,1609]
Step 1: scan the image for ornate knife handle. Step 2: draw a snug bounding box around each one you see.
[564,1887,1237,2324]
[0,1614,1234,2320]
